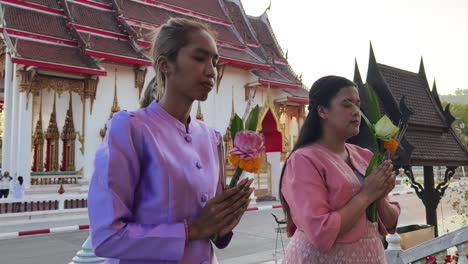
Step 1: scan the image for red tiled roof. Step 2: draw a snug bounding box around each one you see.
[141,0,231,22]
[1,0,302,80]
[377,63,446,128]
[22,0,61,9]
[120,0,243,46]
[248,15,283,60]
[80,33,150,63]
[282,87,308,99]
[3,5,72,41]
[90,0,112,4]
[67,1,121,33]
[406,130,468,165]
[218,46,268,68]
[11,37,103,73]
[255,69,290,84]
[276,64,299,84]
[224,1,257,44]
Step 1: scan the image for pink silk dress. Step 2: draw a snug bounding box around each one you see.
[281,143,400,264]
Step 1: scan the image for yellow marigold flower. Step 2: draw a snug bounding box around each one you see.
[228,154,241,167]
[384,138,399,153]
[239,156,262,173]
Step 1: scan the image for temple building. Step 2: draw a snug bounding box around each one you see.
[0,0,308,199]
[353,45,468,236]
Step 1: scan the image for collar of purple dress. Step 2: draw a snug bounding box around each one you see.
[147,100,193,134]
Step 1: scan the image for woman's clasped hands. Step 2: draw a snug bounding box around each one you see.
[188,178,254,241]
[361,160,395,203]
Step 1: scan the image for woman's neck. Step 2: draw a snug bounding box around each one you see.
[318,130,347,159]
[159,94,192,126]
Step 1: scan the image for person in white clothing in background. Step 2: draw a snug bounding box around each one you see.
[0,171,13,199]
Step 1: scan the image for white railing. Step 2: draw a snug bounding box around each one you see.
[386,226,468,263]
[0,194,87,213]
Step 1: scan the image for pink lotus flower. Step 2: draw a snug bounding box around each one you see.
[228,130,263,160]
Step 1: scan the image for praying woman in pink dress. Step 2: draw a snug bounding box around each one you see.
[88,18,253,264]
[280,76,400,263]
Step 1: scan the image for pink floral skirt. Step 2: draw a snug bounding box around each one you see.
[283,221,386,264]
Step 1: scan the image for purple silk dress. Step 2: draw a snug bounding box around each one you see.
[88,101,230,264]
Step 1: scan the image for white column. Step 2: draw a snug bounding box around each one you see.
[70,236,104,264]
[1,52,13,172]
[16,91,33,188]
[83,98,94,181]
[267,152,281,199]
[8,64,19,176]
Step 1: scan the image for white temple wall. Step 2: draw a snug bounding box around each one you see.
[16,92,32,188]
[191,66,272,135]
[9,64,19,177]
[1,51,13,173]
[84,63,140,179]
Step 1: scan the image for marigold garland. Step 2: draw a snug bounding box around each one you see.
[384,138,399,153]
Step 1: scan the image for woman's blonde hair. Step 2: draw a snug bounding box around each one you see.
[140,18,215,108]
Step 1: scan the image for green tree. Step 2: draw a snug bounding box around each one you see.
[443,102,468,147]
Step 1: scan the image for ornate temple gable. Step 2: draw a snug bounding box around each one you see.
[223,0,260,46]
[365,43,402,123]
[431,80,455,128]
[418,57,451,128]
[246,12,302,89]
[248,13,283,60]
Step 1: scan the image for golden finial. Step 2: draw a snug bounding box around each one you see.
[111,69,120,115]
[231,86,235,118]
[196,101,204,121]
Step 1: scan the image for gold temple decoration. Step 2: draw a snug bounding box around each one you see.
[134,66,147,98]
[19,69,37,109]
[32,92,44,172]
[60,92,76,171]
[84,78,98,114]
[33,75,82,97]
[0,51,6,80]
[100,69,120,139]
[30,74,98,114]
[45,93,60,171]
[215,64,225,93]
[256,86,289,152]
[255,153,272,198]
[196,101,204,121]
[223,87,236,177]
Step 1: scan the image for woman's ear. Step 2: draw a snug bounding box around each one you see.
[156,56,170,74]
[317,105,327,119]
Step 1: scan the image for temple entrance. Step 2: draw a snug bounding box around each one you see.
[256,109,283,199]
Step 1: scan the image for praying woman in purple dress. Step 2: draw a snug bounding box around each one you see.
[88,18,253,264]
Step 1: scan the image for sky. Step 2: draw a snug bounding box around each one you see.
[241,0,468,95]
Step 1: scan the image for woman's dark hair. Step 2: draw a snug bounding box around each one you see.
[140,18,215,108]
[279,75,356,228]
[18,176,23,185]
